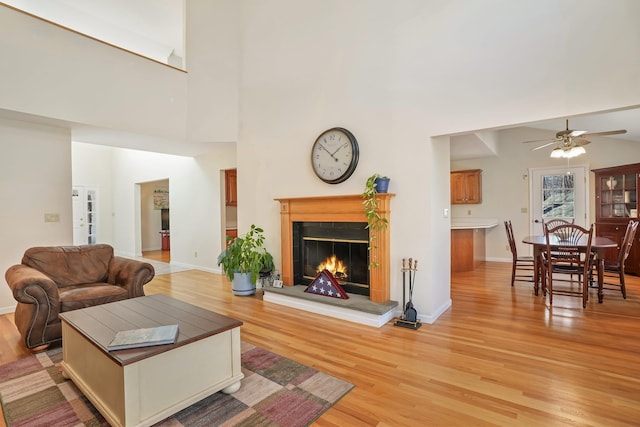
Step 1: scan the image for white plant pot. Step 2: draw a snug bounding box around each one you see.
[232,272,256,296]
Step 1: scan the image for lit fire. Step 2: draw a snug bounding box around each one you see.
[317,255,348,281]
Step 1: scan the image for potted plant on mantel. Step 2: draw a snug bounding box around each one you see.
[362,173,390,268]
[217,224,274,296]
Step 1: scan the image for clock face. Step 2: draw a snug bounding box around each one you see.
[311,127,359,184]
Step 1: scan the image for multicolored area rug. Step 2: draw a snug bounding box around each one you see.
[0,341,353,426]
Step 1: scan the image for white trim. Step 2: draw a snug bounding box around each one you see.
[418,299,452,324]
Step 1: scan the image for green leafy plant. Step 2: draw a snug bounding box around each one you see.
[362,174,389,268]
[217,224,274,283]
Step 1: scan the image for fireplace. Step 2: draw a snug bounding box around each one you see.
[275,194,393,303]
[293,221,370,296]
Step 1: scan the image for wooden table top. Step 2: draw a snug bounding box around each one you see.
[59,294,243,366]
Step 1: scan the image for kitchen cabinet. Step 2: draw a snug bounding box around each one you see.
[451,228,485,272]
[593,163,640,275]
[225,229,237,247]
[225,169,237,206]
[451,169,482,204]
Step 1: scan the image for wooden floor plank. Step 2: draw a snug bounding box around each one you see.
[1,261,640,426]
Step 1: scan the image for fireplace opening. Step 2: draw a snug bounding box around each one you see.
[293,222,369,296]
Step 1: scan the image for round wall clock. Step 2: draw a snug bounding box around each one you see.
[311,127,359,184]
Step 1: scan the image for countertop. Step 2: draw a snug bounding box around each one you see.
[451,218,499,230]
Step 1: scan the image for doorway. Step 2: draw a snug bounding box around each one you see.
[529,165,589,236]
[72,185,98,245]
[140,179,170,262]
[222,169,238,248]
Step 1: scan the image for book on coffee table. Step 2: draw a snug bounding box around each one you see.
[107,324,179,351]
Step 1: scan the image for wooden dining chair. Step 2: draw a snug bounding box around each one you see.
[543,218,574,229]
[541,223,593,308]
[504,221,535,286]
[597,220,639,299]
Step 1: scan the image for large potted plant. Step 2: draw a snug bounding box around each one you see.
[217,224,274,296]
[362,173,390,268]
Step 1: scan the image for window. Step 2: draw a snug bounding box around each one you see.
[542,173,575,219]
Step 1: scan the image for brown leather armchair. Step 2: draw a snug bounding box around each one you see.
[5,244,155,351]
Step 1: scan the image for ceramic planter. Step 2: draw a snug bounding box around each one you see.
[231,272,256,296]
[375,177,390,193]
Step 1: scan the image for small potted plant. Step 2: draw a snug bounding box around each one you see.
[362,174,390,268]
[217,224,274,296]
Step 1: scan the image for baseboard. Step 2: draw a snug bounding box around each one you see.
[417,298,452,324]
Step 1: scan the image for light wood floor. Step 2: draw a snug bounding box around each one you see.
[2,261,640,426]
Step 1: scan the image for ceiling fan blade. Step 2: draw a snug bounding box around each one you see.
[522,138,556,144]
[568,130,588,137]
[574,138,591,146]
[581,129,627,137]
[531,141,556,151]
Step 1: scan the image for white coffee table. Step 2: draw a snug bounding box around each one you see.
[59,294,243,427]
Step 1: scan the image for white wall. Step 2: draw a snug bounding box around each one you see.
[236,0,640,323]
[185,0,239,143]
[0,1,240,149]
[72,142,114,246]
[0,5,188,142]
[109,144,236,270]
[0,119,72,313]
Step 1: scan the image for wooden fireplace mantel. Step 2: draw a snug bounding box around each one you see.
[275,194,394,303]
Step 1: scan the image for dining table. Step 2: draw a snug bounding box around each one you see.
[522,234,618,303]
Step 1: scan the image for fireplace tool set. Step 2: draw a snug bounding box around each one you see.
[395,258,422,330]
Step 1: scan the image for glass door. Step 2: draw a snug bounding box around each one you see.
[598,173,637,218]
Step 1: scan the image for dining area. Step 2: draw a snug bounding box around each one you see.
[505,219,639,308]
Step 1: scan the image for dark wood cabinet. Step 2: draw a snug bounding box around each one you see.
[593,163,640,275]
[225,169,237,206]
[451,169,482,204]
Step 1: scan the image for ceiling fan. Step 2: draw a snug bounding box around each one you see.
[523,119,627,158]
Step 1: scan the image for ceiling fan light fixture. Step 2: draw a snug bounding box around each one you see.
[550,145,586,158]
[550,147,564,158]
[567,145,586,158]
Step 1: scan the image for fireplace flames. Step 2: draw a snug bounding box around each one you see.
[317,255,348,281]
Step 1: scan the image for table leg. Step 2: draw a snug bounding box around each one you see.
[533,245,541,296]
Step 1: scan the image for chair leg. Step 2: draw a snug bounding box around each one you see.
[547,272,553,305]
[511,263,516,286]
[620,272,627,299]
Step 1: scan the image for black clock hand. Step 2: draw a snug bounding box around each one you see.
[331,145,344,158]
[318,143,337,160]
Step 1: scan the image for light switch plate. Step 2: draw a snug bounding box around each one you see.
[44,213,60,223]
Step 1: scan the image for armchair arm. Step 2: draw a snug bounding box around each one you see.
[107,257,155,298]
[5,264,60,321]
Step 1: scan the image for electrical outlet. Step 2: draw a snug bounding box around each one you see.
[467,209,471,215]
[194,251,198,258]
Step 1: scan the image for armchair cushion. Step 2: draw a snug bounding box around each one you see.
[6,244,155,350]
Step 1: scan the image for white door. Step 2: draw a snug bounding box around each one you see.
[529,165,589,236]
[72,185,99,245]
